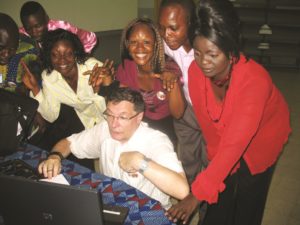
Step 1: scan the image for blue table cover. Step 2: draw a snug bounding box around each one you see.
[1,144,176,225]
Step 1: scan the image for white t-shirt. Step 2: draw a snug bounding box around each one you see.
[164,42,194,104]
[68,121,184,209]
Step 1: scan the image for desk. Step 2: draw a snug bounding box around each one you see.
[1,144,176,225]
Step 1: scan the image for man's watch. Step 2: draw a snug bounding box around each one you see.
[48,151,64,161]
[138,156,151,174]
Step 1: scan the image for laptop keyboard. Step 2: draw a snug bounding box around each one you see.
[0,159,42,180]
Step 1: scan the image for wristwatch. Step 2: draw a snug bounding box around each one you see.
[138,156,151,174]
[48,151,64,161]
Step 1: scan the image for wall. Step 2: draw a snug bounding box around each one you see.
[0,0,138,32]
[138,0,155,20]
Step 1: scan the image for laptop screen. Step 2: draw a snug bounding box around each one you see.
[0,175,104,225]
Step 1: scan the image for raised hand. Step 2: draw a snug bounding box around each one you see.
[165,193,201,224]
[20,60,40,96]
[83,59,114,93]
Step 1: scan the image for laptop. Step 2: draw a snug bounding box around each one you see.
[0,167,128,225]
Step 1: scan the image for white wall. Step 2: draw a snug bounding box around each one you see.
[0,0,138,32]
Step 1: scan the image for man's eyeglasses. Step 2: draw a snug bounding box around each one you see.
[102,111,139,123]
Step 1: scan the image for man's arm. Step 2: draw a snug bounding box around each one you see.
[38,139,71,179]
[119,151,189,200]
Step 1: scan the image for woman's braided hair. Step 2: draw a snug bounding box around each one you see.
[120,18,165,74]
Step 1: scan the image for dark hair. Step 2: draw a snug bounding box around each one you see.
[20,1,47,26]
[42,29,88,73]
[159,0,196,44]
[120,18,165,74]
[0,13,19,49]
[195,0,241,62]
[107,87,145,113]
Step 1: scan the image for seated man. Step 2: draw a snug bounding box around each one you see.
[39,87,189,209]
[0,13,39,94]
[19,1,97,54]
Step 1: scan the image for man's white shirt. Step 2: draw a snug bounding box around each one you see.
[68,121,184,209]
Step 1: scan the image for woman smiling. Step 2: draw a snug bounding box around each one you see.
[22,29,112,169]
[115,18,185,146]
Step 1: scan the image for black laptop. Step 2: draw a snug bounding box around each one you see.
[0,162,128,225]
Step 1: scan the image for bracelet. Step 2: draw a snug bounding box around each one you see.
[48,151,64,161]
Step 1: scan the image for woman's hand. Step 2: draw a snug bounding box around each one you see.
[153,71,178,92]
[83,59,114,93]
[166,193,201,224]
[20,60,40,96]
[154,70,185,118]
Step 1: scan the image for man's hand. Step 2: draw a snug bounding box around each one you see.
[119,151,145,177]
[83,59,114,93]
[20,60,40,96]
[38,155,62,179]
[165,193,201,224]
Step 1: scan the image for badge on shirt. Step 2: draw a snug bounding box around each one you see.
[156,91,166,101]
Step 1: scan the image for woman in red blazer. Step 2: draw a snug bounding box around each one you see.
[166,0,291,225]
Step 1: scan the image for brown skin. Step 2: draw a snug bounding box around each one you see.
[21,60,40,95]
[22,11,49,43]
[193,36,232,101]
[128,23,155,91]
[166,193,200,224]
[50,40,78,92]
[83,58,114,93]
[158,4,192,53]
[0,28,18,65]
[127,23,185,119]
[22,39,113,95]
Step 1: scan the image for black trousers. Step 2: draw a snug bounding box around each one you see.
[200,159,275,225]
[29,104,94,170]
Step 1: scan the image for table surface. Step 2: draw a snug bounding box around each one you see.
[1,144,176,225]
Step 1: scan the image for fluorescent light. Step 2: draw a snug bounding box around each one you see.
[258,42,270,50]
[259,24,272,35]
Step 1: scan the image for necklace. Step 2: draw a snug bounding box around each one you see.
[205,64,232,122]
[212,64,233,87]
[212,74,231,87]
[204,78,229,123]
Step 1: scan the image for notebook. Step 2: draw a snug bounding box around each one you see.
[0,173,128,225]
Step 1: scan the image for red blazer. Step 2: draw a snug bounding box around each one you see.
[189,55,291,204]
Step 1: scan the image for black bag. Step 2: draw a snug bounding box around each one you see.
[0,89,38,156]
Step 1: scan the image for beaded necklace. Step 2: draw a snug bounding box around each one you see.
[205,65,232,123]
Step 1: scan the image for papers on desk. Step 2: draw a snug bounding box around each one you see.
[40,174,70,185]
